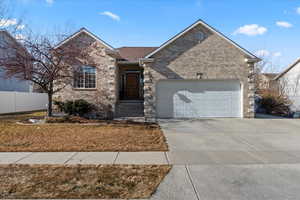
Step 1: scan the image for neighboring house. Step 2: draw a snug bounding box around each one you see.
[54,20,260,119]
[275,58,300,112]
[259,73,279,91]
[0,30,32,92]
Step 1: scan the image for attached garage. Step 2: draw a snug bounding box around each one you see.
[156,80,242,118]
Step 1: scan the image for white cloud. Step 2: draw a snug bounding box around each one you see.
[255,50,282,58]
[16,24,25,30]
[233,24,267,36]
[276,21,293,28]
[297,7,300,14]
[15,34,25,40]
[100,11,120,21]
[0,19,18,27]
[46,0,54,5]
[0,19,26,30]
[255,50,270,57]
[273,52,282,57]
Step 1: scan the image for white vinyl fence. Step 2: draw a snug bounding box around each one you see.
[290,96,300,112]
[0,91,48,114]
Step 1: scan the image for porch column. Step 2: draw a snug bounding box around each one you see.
[107,57,117,118]
[140,58,155,121]
[245,58,256,118]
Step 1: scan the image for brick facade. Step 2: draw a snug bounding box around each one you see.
[142,24,255,119]
[54,22,256,119]
[54,32,117,119]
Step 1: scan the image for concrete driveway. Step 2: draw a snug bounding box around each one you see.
[152,118,300,200]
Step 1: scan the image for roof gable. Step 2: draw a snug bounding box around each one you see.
[0,30,16,43]
[54,28,114,50]
[0,30,29,56]
[145,19,259,60]
[275,58,300,80]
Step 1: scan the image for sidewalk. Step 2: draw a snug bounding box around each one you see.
[0,152,169,165]
[3,150,300,165]
[0,152,199,200]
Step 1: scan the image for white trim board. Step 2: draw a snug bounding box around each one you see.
[54,28,114,50]
[145,19,259,60]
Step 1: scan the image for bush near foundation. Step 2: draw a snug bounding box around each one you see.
[259,89,291,116]
[54,99,93,117]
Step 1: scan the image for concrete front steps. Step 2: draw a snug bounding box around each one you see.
[115,101,144,118]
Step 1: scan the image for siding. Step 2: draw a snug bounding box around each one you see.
[280,62,300,111]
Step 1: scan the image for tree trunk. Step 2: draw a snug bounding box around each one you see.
[47,92,53,117]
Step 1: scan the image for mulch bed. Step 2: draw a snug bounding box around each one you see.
[0,164,171,199]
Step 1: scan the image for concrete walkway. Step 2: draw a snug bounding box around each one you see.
[151,164,300,200]
[153,118,300,200]
[0,152,169,165]
[4,150,300,165]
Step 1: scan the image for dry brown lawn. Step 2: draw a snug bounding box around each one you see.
[0,164,171,199]
[0,112,168,152]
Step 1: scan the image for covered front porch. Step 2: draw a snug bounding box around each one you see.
[117,62,144,101]
[115,61,144,117]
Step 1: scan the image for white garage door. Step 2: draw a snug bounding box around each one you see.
[156,80,242,118]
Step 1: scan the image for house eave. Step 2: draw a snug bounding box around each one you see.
[245,58,261,63]
[117,60,140,65]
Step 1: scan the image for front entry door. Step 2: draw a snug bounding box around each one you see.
[125,73,140,100]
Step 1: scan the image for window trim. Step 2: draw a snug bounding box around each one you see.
[73,65,97,90]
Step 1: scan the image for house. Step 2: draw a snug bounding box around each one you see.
[0,30,32,92]
[275,58,300,112]
[53,20,260,119]
[259,73,279,91]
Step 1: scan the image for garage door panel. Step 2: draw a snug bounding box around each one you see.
[156,80,241,118]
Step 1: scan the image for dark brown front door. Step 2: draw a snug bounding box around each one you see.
[125,73,140,100]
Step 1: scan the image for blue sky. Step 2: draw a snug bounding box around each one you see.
[7,0,300,72]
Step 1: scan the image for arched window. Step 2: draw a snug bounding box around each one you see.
[74,66,96,89]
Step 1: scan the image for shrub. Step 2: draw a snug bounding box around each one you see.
[57,99,93,117]
[53,100,64,112]
[259,89,291,116]
[63,101,76,115]
[73,99,93,116]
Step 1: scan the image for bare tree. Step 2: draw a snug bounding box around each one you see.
[0,1,91,117]
[254,53,281,94]
[0,31,90,117]
[254,56,268,94]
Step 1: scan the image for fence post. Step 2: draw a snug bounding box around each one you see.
[14,92,17,113]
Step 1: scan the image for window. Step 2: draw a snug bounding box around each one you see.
[74,66,96,89]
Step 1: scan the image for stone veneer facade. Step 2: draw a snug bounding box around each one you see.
[54,23,256,119]
[54,32,117,119]
[142,23,255,120]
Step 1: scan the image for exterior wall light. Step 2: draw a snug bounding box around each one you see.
[197,72,204,79]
